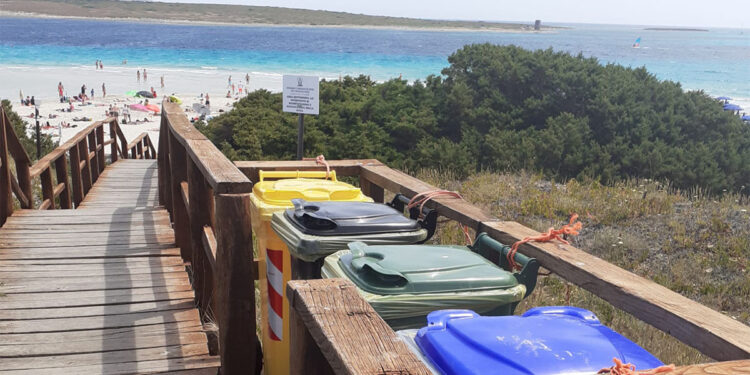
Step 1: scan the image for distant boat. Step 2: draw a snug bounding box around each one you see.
[633,37,641,48]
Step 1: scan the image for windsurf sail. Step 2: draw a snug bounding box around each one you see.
[633,37,641,48]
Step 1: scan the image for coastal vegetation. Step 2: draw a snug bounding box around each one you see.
[201,44,750,193]
[0,0,537,31]
[423,169,749,365]
[1,100,57,160]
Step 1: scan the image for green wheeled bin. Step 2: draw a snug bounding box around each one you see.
[321,233,540,330]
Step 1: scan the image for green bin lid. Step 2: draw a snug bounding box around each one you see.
[338,242,518,295]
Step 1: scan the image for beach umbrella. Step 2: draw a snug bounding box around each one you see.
[723,104,742,111]
[125,90,138,97]
[168,95,182,104]
[717,96,732,101]
[145,104,161,113]
[136,90,155,98]
[742,115,750,122]
[129,103,150,113]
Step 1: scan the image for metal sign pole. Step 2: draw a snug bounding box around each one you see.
[296,113,304,160]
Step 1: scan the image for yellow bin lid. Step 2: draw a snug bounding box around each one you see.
[250,170,373,219]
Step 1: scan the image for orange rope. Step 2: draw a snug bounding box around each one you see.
[407,190,472,245]
[507,214,583,270]
[597,358,675,375]
[302,154,331,179]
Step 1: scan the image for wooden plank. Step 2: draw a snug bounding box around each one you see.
[0,228,173,237]
[0,329,209,357]
[361,164,497,230]
[0,299,196,320]
[287,278,431,375]
[0,343,211,370]
[0,355,221,375]
[0,233,175,247]
[482,221,750,361]
[0,248,180,260]
[0,265,187,279]
[0,287,195,309]
[163,101,252,194]
[235,159,383,183]
[0,274,191,294]
[0,309,200,333]
[0,224,173,233]
[0,320,203,345]
[0,256,185,270]
[668,360,750,374]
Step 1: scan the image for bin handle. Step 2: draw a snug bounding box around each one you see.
[347,242,408,286]
[388,194,437,243]
[258,170,338,182]
[470,233,540,297]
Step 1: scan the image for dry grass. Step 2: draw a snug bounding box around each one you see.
[417,169,750,365]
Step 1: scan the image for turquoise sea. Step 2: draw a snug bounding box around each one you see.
[1,16,749,99]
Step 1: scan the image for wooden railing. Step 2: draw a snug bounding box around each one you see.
[235,160,750,372]
[157,97,749,373]
[0,106,155,225]
[158,101,258,374]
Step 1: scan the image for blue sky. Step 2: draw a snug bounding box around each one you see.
[147,0,750,28]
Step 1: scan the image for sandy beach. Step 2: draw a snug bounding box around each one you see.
[3,65,289,148]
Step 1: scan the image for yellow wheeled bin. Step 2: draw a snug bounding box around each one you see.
[249,170,372,375]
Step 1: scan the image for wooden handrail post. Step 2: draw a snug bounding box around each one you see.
[359,175,384,203]
[213,193,258,374]
[168,132,190,261]
[78,138,93,195]
[69,145,84,207]
[158,115,172,210]
[54,154,72,209]
[188,157,212,316]
[137,140,144,160]
[0,110,11,225]
[40,167,54,209]
[109,121,119,163]
[96,124,105,172]
[87,132,99,183]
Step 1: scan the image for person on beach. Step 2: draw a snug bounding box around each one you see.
[68,99,74,112]
[205,93,210,106]
[30,96,35,106]
[160,76,164,88]
[150,86,157,98]
[100,61,104,69]
[137,70,141,83]
[123,105,131,123]
[58,82,64,98]
[228,75,232,87]
[143,69,148,81]
[91,88,95,98]
[81,84,86,96]
[245,73,249,85]
[19,90,23,104]
[95,60,98,70]
[231,83,235,95]
[102,83,106,98]
[122,59,127,65]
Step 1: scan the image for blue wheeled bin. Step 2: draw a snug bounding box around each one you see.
[414,307,665,375]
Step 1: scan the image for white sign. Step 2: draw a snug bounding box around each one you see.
[282,75,319,115]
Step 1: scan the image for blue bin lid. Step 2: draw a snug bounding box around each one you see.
[415,307,664,375]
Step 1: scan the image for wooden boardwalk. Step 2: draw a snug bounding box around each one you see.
[0,160,220,374]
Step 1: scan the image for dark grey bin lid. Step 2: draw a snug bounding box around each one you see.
[285,199,421,236]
